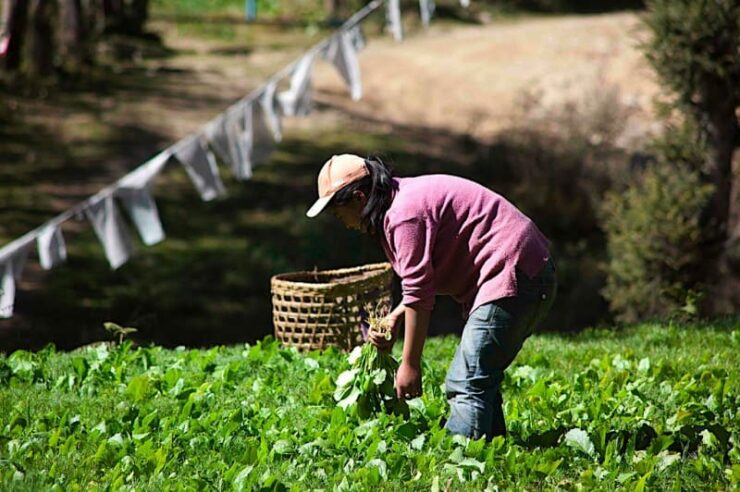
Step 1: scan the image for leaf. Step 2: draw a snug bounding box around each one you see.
[448,447,464,464]
[564,428,596,457]
[367,459,387,480]
[348,346,363,365]
[656,452,680,472]
[371,369,387,385]
[458,458,485,474]
[397,422,418,440]
[410,434,426,451]
[700,429,717,449]
[126,375,154,402]
[107,433,124,447]
[617,472,636,484]
[335,369,358,388]
[273,439,292,455]
[634,472,651,492]
[234,465,254,489]
[338,388,361,409]
[534,458,562,476]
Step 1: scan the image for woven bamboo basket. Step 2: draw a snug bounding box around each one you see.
[271,262,393,351]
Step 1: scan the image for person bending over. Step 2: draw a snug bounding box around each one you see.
[306,153,556,440]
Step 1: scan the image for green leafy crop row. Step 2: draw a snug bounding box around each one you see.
[0,321,737,490]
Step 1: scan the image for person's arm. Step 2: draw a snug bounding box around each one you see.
[395,304,431,400]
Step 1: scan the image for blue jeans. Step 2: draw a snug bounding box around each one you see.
[444,259,557,440]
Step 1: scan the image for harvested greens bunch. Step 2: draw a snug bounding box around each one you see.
[333,308,408,418]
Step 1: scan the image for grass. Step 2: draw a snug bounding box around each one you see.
[0,321,737,489]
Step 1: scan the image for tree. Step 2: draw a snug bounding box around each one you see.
[27,0,56,77]
[0,0,151,79]
[0,0,29,72]
[643,0,740,312]
[59,0,87,69]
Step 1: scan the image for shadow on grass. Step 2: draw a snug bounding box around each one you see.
[1,101,615,351]
[1,24,624,352]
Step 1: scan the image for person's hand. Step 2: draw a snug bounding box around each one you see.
[395,360,422,400]
[368,312,401,352]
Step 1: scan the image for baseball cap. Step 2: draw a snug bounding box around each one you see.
[306,154,369,218]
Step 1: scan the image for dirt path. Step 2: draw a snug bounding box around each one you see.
[148,10,660,150]
[314,12,659,141]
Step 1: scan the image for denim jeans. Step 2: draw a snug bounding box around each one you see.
[444,259,557,440]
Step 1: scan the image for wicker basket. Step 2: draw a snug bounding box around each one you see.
[271,262,393,351]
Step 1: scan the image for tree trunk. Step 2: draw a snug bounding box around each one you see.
[324,0,341,22]
[699,74,740,314]
[59,0,86,68]
[80,0,103,38]
[102,0,123,33]
[700,74,739,252]
[27,0,55,77]
[124,0,148,35]
[1,0,29,73]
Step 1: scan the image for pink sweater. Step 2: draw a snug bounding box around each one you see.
[380,175,551,314]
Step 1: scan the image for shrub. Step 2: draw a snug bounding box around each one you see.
[483,83,635,330]
[600,161,712,323]
[641,0,740,314]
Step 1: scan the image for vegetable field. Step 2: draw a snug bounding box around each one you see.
[1,322,738,490]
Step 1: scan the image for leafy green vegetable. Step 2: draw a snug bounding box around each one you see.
[334,344,408,418]
[0,321,736,489]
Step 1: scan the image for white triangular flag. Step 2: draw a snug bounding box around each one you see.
[37,223,67,270]
[85,195,135,270]
[207,102,253,181]
[116,187,165,246]
[420,0,435,26]
[278,52,317,117]
[117,152,169,246]
[347,24,366,52]
[118,151,171,189]
[324,30,363,101]
[386,0,403,42]
[259,80,283,142]
[232,102,254,181]
[173,135,227,201]
[248,98,276,167]
[0,236,34,318]
[205,114,235,169]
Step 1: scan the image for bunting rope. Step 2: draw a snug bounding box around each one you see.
[0,0,471,318]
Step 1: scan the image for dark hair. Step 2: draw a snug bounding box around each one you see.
[330,155,396,237]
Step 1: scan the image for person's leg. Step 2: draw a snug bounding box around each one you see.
[444,302,504,440]
[445,259,557,440]
[487,260,557,435]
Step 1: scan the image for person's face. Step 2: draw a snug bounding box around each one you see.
[330,191,367,231]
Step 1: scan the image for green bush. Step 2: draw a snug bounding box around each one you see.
[601,162,712,323]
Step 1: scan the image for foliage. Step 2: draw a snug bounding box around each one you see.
[642,0,740,120]
[0,322,737,489]
[641,0,740,317]
[647,115,707,172]
[600,162,712,323]
[334,344,408,418]
[104,322,139,345]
